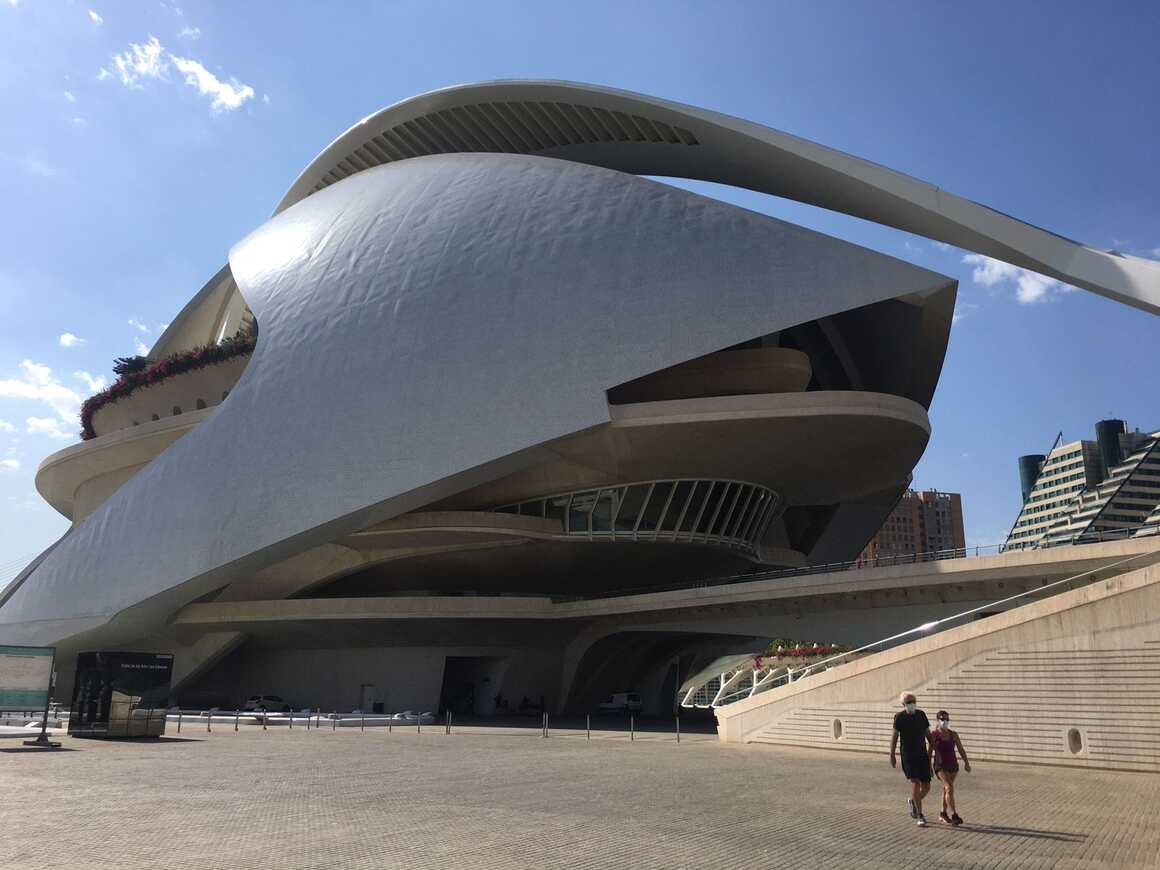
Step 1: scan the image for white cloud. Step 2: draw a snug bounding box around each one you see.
[0,459,19,472]
[961,254,1075,304]
[97,68,111,81]
[73,370,107,392]
[18,156,55,178]
[26,417,73,441]
[128,318,151,333]
[88,9,103,24]
[903,240,922,257]
[70,117,86,127]
[0,360,82,426]
[1151,247,1160,258]
[170,55,254,111]
[5,0,20,8]
[931,241,951,251]
[0,420,15,433]
[102,36,256,113]
[110,36,167,88]
[64,90,76,103]
[179,25,201,39]
[134,337,151,356]
[59,332,85,347]
[262,94,270,105]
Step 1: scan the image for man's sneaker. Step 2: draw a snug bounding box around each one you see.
[951,813,963,826]
[938,811,952,825]
[908,798,917,819]
[916,814,928,827]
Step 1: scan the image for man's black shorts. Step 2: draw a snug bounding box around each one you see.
[901,751,932,783]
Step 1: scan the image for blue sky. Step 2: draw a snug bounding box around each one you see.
[0,1,1157,576]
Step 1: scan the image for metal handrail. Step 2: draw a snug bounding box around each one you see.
[722,547,1160,706]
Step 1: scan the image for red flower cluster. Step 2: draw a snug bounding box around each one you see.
[79,335,255,440]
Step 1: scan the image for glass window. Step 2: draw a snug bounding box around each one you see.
[676,482,702,534]
[567,490,598,533]
[614,485,650,532]
[638,482,674,532]
[662,481,695,533]
[591,489,616,533]
[545,495,570,526]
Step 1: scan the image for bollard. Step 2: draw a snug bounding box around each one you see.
[445,711,451,735]
[629,714,634,742]
[332,712,337,731]
[262,712,268,732]
[306,710,310,731]
[388,716,392,735]
[235,710,239,732]
[586,714,590,741]
[675,715,680,744]
[177,709,182,733]
[361,711,365,733]
[207,711,212,733]
[289,710,293,730]
[417,715,421,735]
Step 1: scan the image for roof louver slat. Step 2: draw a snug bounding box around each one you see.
[476,103,532,151]
[574,104,616,142]
[461,104,518,152]
[632,115,666,143]
[650,120,681,145]
[492,102,547,150]
[385,125,426,158]
[674,126,700,146]
[590,106,631,142]
[525,102,571,147]
[433,109,489,151]
[557,103,601,143]
[360,139,394,165]
[351,146,383,169]
[506,101,559,149]
[400,120,443,155]
[371,133,407,162]
[610,111,646,142]
[418,112,472,152]
[448,106,505,153]
[538,102,585,144]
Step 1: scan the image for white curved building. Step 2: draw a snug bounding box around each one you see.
[2,81,1157,715]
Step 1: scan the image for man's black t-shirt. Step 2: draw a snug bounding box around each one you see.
[893,709,930,757]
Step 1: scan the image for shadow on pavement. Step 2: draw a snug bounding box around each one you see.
[959,824,1087,843]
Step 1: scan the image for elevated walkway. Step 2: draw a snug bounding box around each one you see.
[715,552,1160,771]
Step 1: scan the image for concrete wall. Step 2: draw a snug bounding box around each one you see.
[716,558,1160,771]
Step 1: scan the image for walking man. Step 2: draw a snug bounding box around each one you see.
[890,691,933,826]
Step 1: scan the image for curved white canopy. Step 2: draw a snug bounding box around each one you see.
[278,79,1159,315]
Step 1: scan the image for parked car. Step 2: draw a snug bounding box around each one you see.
[598,692,642,713]
[390,710,435,723]
[242,695,292,713]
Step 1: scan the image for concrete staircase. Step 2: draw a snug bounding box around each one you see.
[716,554,1160,771]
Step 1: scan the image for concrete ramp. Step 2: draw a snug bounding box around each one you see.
[715,556,1160,771]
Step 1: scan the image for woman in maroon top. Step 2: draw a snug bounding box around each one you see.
[930,709,971,825]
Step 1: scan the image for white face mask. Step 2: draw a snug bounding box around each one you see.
[937,719,949,729]
[904,702,916,714]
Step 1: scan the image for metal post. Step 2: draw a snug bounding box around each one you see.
[306,710,310,731]
[586,714,590,741]
[361,711,365,732]
[207,711,211,733]
[630,714,634,742]
[388,716,392,734]
[417,715,421,735]
[235,710,239,732]
[177,709,182,733]
[289,710,293,730]
[676,715,680,744]
[332,712,336,731]
[262,712,267,731]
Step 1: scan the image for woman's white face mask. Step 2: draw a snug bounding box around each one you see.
[937,719,949,729]
[904,702,916,713]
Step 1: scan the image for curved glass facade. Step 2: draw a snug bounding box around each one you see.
[492,479,781,558]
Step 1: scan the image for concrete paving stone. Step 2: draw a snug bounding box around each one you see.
[1,724,1157,869]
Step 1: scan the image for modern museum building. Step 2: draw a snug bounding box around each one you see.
[2,81,1156,717]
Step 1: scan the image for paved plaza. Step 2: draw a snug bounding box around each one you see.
[2,721,1158,869]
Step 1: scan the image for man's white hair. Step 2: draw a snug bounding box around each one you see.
[900,691,917,704]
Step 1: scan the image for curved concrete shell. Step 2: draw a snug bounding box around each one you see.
[8,79,1142,714]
